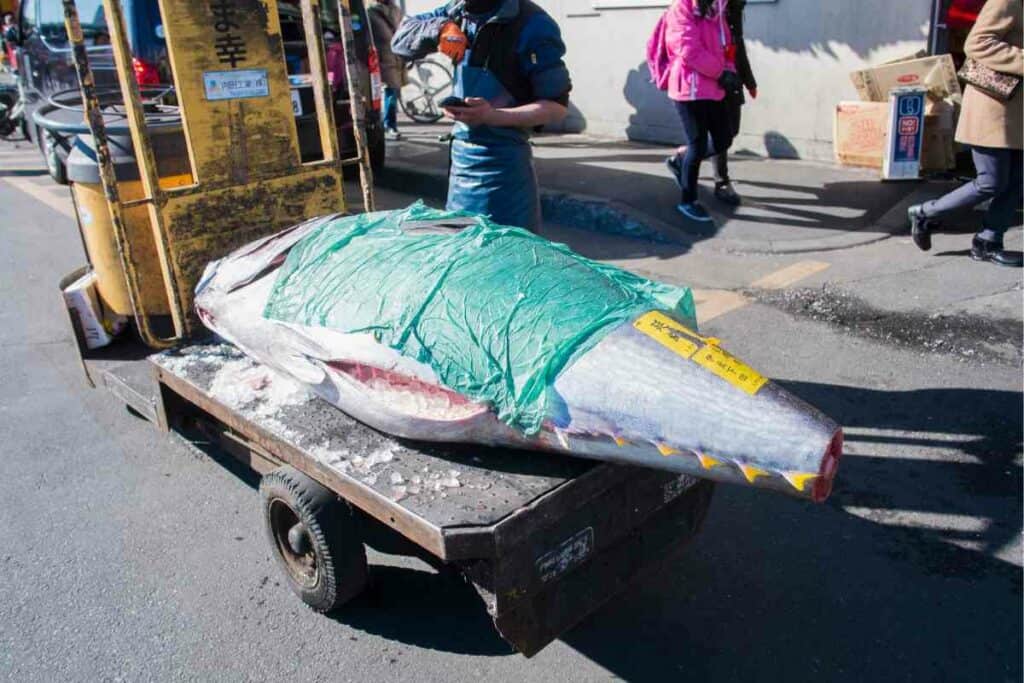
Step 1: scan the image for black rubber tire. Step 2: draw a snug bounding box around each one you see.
[42,129,68,185]
[0,90,16,138]
[260,466,368,612]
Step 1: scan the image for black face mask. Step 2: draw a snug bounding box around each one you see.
[464,0,500,15]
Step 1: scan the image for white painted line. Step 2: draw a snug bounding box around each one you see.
[750,260,830,290]
[692,288,749,324]
[2,176,76,219]
[843,506,989,533]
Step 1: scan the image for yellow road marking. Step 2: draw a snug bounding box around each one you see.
[692,288,749,323]
[2,176,76,219]
[692,261,830,324]
[751,261,830,290]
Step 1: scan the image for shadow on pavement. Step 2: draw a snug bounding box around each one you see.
[334,564,514,657]
[784,380,1022,560]
[0,168,48,177]
[560,380,1021,681]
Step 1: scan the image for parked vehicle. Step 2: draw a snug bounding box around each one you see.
[10,0,383,184]
[0,81,25,139]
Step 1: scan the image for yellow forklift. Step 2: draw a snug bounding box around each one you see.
[58,0,714,656]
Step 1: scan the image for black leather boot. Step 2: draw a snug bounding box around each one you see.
[971,236,1023,268]
[907,204,932,251]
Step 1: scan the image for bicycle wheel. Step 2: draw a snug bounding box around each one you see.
[400,58,454,124]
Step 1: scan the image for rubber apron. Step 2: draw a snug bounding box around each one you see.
[447,64,540,231]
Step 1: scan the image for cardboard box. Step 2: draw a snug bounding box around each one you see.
[834,101,889,168]
[850,54,962,103]
[920,98,957,172]
[62,270,124,350]
[882,88,927,181]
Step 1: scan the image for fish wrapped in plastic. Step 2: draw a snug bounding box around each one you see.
[195,204,842,501]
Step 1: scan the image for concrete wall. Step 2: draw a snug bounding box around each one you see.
[401,0,934,160]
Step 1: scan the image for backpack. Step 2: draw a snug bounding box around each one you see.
[645,11,671,91]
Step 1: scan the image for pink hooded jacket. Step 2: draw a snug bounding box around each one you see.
[664,0,735,102]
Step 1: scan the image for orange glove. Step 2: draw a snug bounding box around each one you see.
[439,22,468,65]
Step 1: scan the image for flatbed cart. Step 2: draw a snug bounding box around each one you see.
[55,0,715,657]
[68,337,713,656]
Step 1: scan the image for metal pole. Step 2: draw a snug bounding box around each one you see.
[300,0,342,165]
[61,0,174,349]
[928,0,947,56]
[336,0,375,212]
[100,0,187,339]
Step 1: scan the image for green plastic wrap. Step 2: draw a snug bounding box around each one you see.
[264,203,695,433]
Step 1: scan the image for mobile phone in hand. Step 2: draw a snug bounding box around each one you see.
[439,96,468,108]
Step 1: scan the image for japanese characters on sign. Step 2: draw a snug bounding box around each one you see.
[210,0,247,68]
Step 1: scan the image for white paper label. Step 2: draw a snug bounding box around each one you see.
[203,69,270,101]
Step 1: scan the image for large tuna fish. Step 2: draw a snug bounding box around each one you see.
[195,206,842,501]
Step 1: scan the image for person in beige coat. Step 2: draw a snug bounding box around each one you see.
[368,0,405,139]
[908,0,1024,267]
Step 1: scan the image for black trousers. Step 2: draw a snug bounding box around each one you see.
[714,98,742,182]
[674,99,735,203]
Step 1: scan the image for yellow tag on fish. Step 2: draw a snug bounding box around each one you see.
[635,311,768,395]
[692,343,768,395]
[633,311,700,359]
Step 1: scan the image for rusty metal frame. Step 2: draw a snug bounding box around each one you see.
[335,0,375,212]
[61,0,180,348]
[62,0,375,347]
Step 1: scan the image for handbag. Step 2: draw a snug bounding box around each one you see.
[957,58,1022,101]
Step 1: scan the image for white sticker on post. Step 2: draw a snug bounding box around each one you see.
[203,69,270,101]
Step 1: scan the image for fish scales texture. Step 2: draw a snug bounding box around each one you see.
[195,204,842,501]
[554,325,834,474]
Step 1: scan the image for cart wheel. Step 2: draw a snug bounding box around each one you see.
[260,466,368,612]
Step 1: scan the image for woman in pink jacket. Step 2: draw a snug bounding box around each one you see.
[663,0,741,222]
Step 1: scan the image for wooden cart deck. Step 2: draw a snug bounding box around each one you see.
[85,340,714,656]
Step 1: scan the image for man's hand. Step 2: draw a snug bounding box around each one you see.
[438,22,468,64]
[444,97,494,126]
[747,86,758,99]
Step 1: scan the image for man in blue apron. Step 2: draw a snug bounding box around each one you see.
[392,0,572,231]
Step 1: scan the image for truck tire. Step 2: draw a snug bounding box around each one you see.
[260,466,368,612]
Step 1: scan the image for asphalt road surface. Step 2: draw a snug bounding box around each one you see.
[1,141,1020,682]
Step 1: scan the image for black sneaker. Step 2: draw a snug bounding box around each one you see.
[677,202,713,222]
[907,204,932,251]
[665,155,683,188]
[714,181,741,206]
[971,236,1023,267]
